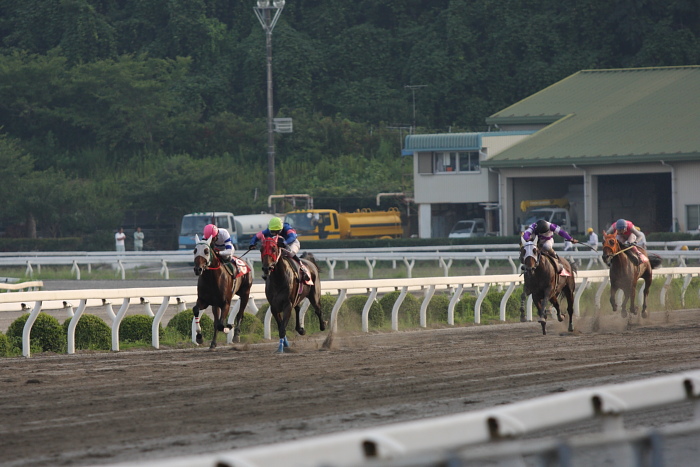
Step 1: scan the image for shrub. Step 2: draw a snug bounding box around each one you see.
[119,315,163,343]
[167,309,214,341]
[484,288,521,321]
[340,295,385,330]
[63,314,111,351]
[0,332,14,357]
[454,294,477,323]
[379,291,421,328]
[427,293,451,325]
[239,312,263,337]
[7,313,66,354]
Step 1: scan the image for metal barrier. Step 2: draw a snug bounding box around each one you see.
[2,267,700,358]
[101,370,700,467]
[0,244,699,279]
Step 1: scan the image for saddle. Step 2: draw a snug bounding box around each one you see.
[220,256,249,278]
[281,250,313,286]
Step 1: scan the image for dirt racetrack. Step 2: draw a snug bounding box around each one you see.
[2,307,700,467]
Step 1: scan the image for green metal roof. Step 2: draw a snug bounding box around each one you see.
[403,133,481,154]
[482,66,700,168]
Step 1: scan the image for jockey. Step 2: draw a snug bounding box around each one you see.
[249,217,310,281]
[522,219,578,272]
[203,224,234,263]
[606,218,644,264]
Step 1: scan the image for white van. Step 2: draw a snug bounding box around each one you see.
[178,212,237,250]
[234,213,275,249]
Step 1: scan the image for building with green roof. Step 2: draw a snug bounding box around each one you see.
[405,66,700,237]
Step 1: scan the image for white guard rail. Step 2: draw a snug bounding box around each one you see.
[104,369,700,467]
[0,244,699,279]
[1,267,700,358]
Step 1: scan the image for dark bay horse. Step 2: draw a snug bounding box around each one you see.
[258,236,327,353]
[192,235,253,349]
[601,231,661,318]
[520,241,576,335]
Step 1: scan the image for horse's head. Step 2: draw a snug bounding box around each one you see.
[260,236,283,280]
[521,241,539,273]
[193,235,215,276]
[601,231,619,266]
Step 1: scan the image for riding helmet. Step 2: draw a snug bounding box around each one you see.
[535,219,549,234]
[268,217,283,232]
[615,218,627,230]
[203,224,218,239]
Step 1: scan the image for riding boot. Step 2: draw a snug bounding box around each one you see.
[293,255,310,282]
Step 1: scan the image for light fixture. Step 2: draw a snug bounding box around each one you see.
[273,0,285,7]
[257,0,269,8]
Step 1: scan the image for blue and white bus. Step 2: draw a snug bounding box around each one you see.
[178,212,238,250]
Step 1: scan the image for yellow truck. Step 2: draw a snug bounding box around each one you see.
[284,208,403,241]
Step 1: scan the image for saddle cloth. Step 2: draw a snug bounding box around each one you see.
[224,257,249,277]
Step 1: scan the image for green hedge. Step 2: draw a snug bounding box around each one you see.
[7,313,66,353]
[63,314,111,351]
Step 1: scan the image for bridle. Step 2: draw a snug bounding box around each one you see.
[193,238,219,275]
[521,241,540,274]
[260,236,283,279]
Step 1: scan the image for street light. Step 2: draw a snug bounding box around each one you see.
[254,0,285,197]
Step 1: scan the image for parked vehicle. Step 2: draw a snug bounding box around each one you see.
[234,213,275,249]
[519,198,579,234]
[284,208,403,241]
[448,219,487,238]
[178,212,238,250]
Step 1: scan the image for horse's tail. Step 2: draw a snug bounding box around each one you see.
[300,251,319,271]
[649,253,662,269]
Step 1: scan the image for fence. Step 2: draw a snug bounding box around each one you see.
[1,246,700,279]
[2,267,700,358]
[103,369,700,467]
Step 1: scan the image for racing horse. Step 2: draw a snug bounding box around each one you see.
[192,235,253,349]
[601,231,661,318]
[258,236,327,353]
[520,241,576,335]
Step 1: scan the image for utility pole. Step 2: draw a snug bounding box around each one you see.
[404,85,427,134]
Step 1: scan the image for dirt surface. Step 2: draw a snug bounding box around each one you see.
[2,305,700,467]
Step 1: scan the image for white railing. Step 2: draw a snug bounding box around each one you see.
[102,369,700,467]
[2,267,700,358]
[1,246,699,279]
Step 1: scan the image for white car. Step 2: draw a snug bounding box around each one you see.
[448,219,487,238]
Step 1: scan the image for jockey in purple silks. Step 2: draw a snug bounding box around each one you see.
[522,219,578,272]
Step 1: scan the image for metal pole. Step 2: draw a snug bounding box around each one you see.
[265,13,275,196]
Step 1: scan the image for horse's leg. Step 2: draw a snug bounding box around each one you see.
[307,284,327,331]
[533,292,547,335]
[550,296,563,323]
[564,280,575,332]
[209,306,222,349]
[609,282,619,313]
[192,302,206,346]
[641,271,652,318]
[274,304,293,353]
[519,290,528,322]
[294,303,306,336]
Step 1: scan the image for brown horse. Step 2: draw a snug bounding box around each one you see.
[192,235,253,349]
[258,236,326,353]
[601,231,661,318]
[520,241,576,335]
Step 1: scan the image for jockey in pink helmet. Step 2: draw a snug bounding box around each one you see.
[203,223,234,261]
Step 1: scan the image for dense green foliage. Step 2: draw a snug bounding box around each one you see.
[119,314,163,343]
[0,1,698,246]
[63,314,111,350]
[7,313,66,353]
[167,309,214,340]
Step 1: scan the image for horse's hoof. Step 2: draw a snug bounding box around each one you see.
[557,314,564,322]
[276,345,284,353]
[520,314,526,322]
[320,320,328,331]
[642,311,648,318]
[223,328,230,334]
[196,333,203,345]
[233,335,240,343]
[568,325,574,332]
[541,323,547,335]
[297,327,306,336]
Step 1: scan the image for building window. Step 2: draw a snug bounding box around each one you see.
[686,205,700,231]
[433,151,480,173]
